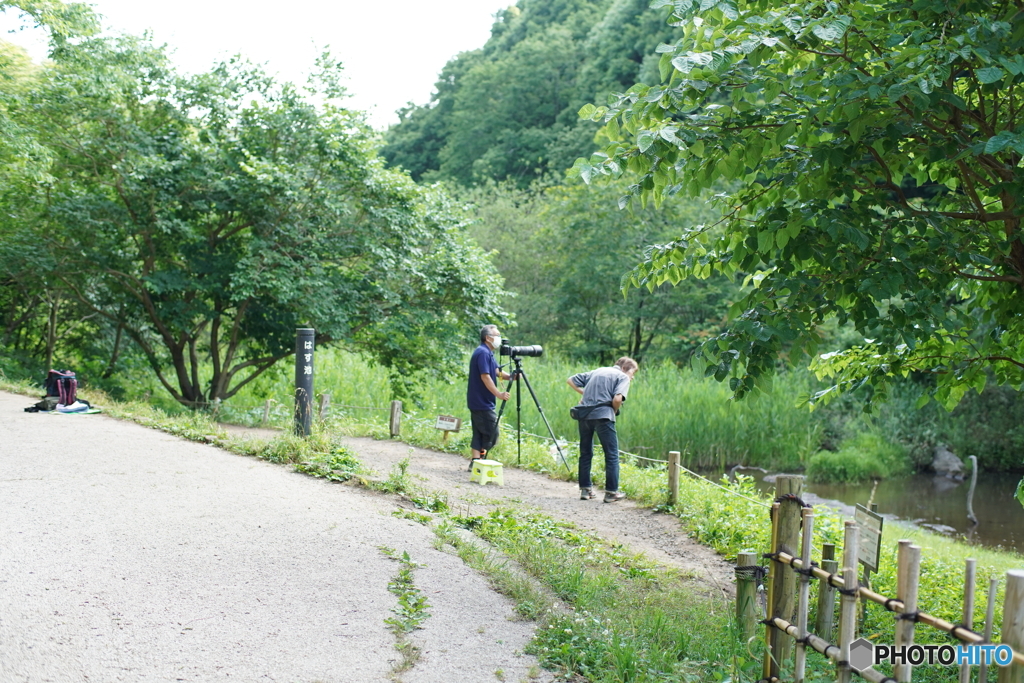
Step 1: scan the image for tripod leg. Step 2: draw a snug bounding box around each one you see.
[495,376,515,422]
[516,374,522,467]
[517,369,573,476]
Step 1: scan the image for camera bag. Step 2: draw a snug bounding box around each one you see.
[569,401,613,420]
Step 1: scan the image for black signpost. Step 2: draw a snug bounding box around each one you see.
[294,328,315,437]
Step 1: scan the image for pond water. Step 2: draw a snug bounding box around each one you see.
[748,472,1024,554]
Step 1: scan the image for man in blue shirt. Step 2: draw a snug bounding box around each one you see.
[467,325,511,469]
[567,357,638,503]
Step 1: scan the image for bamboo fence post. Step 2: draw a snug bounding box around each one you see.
[736,550,759,643]
[763,501,782,682]
[389,400,402,437]
[768,476,804,675]
[816,543,839,640]
[895,541,922,682]
[318,392,331,421]
[838,521,860,683]
[960,558,977,683]
[998,570,1024,683]
[262,399,272,425]
[795,507,814,683]
[980,576,999,683]
[667,451,680,506]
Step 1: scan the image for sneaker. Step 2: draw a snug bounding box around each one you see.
[580,487,596,500]
[603,491,626,503]
[468,457,480,472]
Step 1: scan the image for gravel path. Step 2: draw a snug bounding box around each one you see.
[0,391,553,683]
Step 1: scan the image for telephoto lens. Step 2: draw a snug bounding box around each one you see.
[500,342,543,358]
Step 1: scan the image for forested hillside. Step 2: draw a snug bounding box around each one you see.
[383,0,675,186]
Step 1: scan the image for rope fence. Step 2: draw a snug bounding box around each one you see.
[217,396,773,511]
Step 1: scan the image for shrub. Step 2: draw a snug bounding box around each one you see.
[806,431,910,483]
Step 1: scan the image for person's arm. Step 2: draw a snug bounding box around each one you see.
[482,374,510,401]
[566,378,584,396]
[612,393,625,411]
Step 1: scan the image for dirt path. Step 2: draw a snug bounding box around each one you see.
[0,392,552,683]
[219,423,736,601]
[337,436,736,601]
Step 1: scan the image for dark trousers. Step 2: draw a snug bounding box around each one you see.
[577,418,619,492]
[470,409,499,452]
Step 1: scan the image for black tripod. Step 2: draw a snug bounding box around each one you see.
[495,355,572,475]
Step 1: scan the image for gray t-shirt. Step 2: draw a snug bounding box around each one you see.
[569,366,631,422]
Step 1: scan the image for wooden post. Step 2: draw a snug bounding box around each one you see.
[998,570,1024,683]
[389,400,402,438]
[795,507,814,683]
[736,550,759,643]
[895,541,922,682]
[960,558,977,683]
[838,521,860,683]
[967,455,979,525]
[667,451,680,506]
[815,543,838,639]
[980,576,999,683]
[262,399,272,426]
[768,476,803,673]
[318,392,331,421]
[763,501,782,682]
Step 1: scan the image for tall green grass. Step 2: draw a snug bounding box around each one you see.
[221,349,823,471]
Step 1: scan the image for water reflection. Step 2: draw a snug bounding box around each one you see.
[750,472,1024,553]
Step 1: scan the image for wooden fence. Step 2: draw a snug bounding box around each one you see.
[734,475,1024,683]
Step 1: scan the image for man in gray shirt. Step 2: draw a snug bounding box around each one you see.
[566,357,638,503]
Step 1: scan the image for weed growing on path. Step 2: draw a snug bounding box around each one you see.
[392,508,433,525]
[378,546,430,677]
[367,458,450,513]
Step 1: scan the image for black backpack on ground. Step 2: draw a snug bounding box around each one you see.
[24,369,89,412]
[45,369,77,404]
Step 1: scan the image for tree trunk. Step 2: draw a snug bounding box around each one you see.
[101,320,124,379]
[45,297,57,370]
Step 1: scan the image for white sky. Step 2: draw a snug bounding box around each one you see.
[0,0,512,129]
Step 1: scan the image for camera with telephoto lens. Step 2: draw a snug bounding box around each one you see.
[499,341,543,358]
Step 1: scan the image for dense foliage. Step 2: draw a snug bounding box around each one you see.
[575,0,1024,419]
[0,2,508,405]
[383,0,677,186]
[458,180,737,363]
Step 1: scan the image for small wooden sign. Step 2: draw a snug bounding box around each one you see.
[855,504,884,572]
[435,415,461,432]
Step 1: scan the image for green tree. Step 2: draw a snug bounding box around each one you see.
[536,180,734,362]
[458,179,734,363]
[3,35,508,406]
[574,0,1024,417]
[0,0,99,374]
[383,0,677,186]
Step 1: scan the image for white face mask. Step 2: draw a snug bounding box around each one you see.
[490,335,502,348]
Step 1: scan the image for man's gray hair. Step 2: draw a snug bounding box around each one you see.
[615,357,639,373]
[480,325,499,343]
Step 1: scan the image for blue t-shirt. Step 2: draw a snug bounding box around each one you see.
[467,344,499,411]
